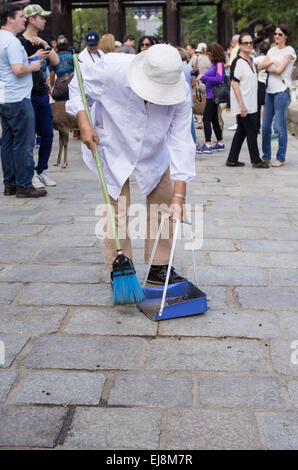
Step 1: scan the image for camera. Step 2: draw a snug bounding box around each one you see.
[191,68,199,77]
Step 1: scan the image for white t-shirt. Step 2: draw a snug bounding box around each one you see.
[0,30,32,103]
[78,47,104,65]
[230,55,258,116]
[266,46,296,94]
[254,54,268,84]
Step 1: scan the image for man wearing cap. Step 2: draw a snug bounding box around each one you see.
[66,45,196,284]
[79,32,103,65]
[19,4,59,189]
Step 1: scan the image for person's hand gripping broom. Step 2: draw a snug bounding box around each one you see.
[72,53,144,305]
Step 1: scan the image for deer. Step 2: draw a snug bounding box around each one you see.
[50,101,79,168]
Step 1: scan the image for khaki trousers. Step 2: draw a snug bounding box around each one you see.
[103,168,173,272]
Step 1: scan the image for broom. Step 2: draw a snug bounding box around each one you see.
[72,53,144,305]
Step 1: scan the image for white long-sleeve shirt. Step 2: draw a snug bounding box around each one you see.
[66,52,196,200]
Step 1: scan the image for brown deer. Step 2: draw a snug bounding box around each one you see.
[50,101,79,168]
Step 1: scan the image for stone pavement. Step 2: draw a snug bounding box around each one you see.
[0,110,298,450]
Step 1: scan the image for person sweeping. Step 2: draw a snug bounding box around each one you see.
[66,44,196,302]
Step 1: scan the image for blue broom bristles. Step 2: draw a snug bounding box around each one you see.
[113,269,144,305]
[112,255,144,305]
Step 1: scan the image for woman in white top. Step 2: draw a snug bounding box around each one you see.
[257,24,296,167]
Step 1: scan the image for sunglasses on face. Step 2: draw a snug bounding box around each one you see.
[241,41,253,46]
[141,43,151,47]
[274,32,284,36]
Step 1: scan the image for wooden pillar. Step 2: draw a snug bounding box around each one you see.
[50,0,73,42]
[163,4,167,42]
[108,0,125,42]
[166,0,180,46]
[217,1,233,46]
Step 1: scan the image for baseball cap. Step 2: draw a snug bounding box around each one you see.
[196,42,207,53]
[23,4,51,18]
[85,32,99,46]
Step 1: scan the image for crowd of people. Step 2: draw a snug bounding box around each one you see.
[0,1,297,205]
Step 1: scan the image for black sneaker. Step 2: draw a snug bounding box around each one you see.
[252,161,270,168]
[225,160,245,167]
[147,265,186,285]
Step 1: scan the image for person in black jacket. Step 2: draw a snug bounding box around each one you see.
[19,4,59,188]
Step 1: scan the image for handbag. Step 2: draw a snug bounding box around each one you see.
[192,86,206,116]
[51,72,74,102]
[213,75,230,105]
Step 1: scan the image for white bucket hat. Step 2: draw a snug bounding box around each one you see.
[127,44,186,106]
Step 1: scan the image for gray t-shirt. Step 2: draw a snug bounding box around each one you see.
[0,29,32,103]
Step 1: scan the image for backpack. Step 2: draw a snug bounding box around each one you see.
[51,72,74,102]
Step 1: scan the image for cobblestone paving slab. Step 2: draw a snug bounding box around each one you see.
[145,339,270,372]
[0,306,67,335]
[200,286,227,310]
[0,225,45,236]
[241,240,298,253]
[287,380,298,407]
[0,265,101,284]
[210,252,298,269]
[270,339,298,376]
[18,283,111,306]
[159,311,281,339]
[257,411,298,450]
[199,376,284,408]
[32,247,104,264]
[19,215,72,225]
[282,315,298,339]
[166,409,261,450]
[108,373,192,407]
[0,405,67,448]
[236,287,298,311]
[0,335,29,368]
[0,284,23,304]
[0,372,18,402]
[22,336,144,370]
[0,247,38,264]
[63,408,162,449]
[64,307,157,336]
[16,236,96,248]
[16,371,106,405]
[269,269,298,287]
[263,227,298,241]
[185,266,267,286]
[47,224,96,236]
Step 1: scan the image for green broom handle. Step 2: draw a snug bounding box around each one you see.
[72,53,122,252]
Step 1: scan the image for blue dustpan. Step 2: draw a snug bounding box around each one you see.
[138,215,208,321]
[138,281,207,321]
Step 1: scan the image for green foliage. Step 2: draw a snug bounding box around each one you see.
[72,8,108,51]
[72,7,144,51]
[181,5,217,46]
[223,0,298,48]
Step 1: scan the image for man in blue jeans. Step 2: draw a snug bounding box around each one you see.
[19,4,59,188]
[0,3,47,198]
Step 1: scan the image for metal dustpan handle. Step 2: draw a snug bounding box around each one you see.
[142,213,168,287]
[158,218,180,317]
[143,214,198,318]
